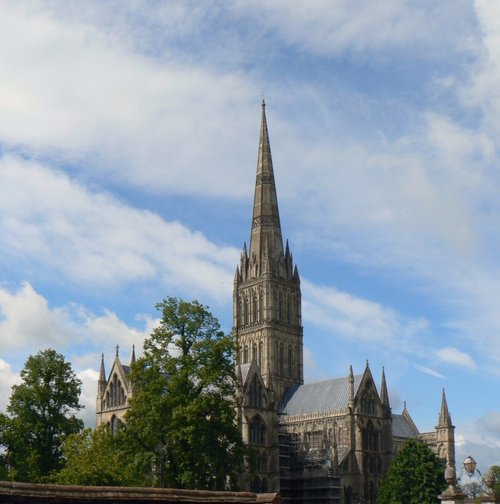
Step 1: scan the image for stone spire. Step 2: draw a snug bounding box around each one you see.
[248,100,284,266]
[438,388,453,427]
[380,367,390,409]
[131,345,136,366]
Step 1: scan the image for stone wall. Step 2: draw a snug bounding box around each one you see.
[0,481,281,504]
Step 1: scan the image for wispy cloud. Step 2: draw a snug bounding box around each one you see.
[414,363,446,380]
[434,346,476,370]
[302,279,430,350]
[0,156,238,301]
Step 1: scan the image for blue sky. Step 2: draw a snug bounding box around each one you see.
[0,0,499,471]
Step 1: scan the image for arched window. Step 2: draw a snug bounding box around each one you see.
[279,343,284,375]
[249,416,266,445]
[110,415,120,434]
[288,346,293,377]
[251,476,262,493]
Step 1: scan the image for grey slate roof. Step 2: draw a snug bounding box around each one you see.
[279,375,363,416]
[392,414,418,438]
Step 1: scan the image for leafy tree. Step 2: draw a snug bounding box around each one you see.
[0,349,83,482]
[377,439,446,504]
[124,297,246,490]
[56,427,150,486]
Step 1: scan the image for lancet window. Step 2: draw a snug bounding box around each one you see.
[249,415,266,445]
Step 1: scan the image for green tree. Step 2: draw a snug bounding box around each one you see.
[0,349,83,482]
[377,439,446,504]
[124,297,246,490]
[56,427,150,486]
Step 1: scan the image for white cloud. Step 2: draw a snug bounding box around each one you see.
[302,279,429,350]
[0,359,20,412]
[456,411,500,472]
[0,156,238,301]
[0,282,78,353]
[77,367,100,428]
[435,347,477,370]
[231,0,475,59]
[0,2,259,197]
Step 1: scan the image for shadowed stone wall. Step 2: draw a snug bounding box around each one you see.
[0,481,281,504]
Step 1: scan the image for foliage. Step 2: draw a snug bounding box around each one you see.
[124,297,246,490]
[377,439,446,504]
[0,349,83,482]
[56,427,150,486]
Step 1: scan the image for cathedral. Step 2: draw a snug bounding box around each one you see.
[96,102,455,504]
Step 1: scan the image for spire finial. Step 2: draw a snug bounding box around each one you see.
[115,344,119,358]
[131,344,136,365]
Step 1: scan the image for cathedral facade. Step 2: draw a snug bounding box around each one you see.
[232,102,454,503]
[96,102,455,504]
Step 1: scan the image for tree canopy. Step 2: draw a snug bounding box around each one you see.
[0,349,83,482]
[123,297,246,490]
[56,427,149,486]
[377,439,446,504]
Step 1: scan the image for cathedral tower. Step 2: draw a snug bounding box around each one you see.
[233,101,303,403]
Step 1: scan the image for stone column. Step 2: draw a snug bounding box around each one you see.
[439,464,466,504]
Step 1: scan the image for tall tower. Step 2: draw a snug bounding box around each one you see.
[435,388,455,467]
[233,101,303,402]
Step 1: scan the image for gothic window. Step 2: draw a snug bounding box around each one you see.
[110,415,121,434]
[248,375,262,407]
[279,343,284,375]
[262,478,268,492]
[259,292,264,322]
[288,346,293,377]
[251,476,262,493]
[243,345,249,363]
[253,296,258,323]
[258,341,263,368]
[278,293,283,322]
[249,415,266,445]
[245,298,249,325]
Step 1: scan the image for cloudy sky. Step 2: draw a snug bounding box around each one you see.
[0,0,499,471]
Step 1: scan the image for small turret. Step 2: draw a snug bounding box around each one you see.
[130,345,136,366]
[348,365,355,408]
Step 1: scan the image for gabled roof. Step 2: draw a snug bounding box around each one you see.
[392,413,418,439]
[279,375,363,416]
